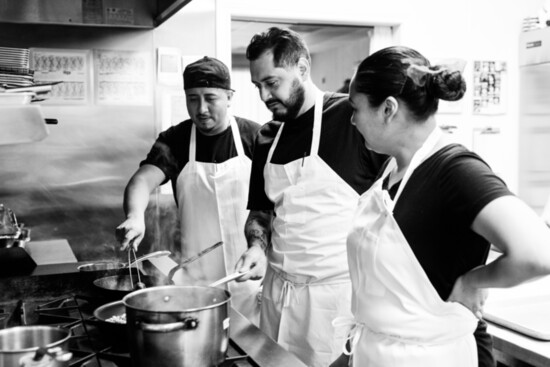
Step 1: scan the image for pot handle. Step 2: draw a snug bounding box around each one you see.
[19,347,73,367]
[137,317,199,333]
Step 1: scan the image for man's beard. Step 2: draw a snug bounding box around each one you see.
[269,78,305,122]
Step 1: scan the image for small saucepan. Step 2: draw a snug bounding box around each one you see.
[0,326,73,367]
[78,251,171,272]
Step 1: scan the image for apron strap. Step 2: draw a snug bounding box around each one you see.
[310,90,325,156]
[189,124,197,163]
[229,116,245,157]
[332,316,364,356]
[266,123,284,163]
[266,90,325,162]
[387,127,444,208]
[279,280,299,307]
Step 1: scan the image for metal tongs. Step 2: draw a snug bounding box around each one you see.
[128,247,146,290]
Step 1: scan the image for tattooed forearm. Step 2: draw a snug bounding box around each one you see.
[245,210,273,252]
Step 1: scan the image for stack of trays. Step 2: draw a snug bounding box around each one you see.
[0,46,34,88]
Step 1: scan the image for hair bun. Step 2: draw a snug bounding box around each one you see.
[431,70,466,101]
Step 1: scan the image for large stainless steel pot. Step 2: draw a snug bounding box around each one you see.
[123,285,231,367]
[0,326,72,367]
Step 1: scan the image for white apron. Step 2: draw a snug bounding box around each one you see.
[346,127,478,367]
[261,91,358,367]
[176,117,261,324]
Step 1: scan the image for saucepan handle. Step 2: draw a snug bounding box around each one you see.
[19,347,72,367]
[137,317,199,333]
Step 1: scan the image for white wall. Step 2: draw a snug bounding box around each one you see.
[311,34,371,92]
[223,0,546,195]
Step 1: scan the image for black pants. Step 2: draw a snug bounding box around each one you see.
[475,319,496,367]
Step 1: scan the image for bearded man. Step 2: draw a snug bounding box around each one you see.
[234,27,386,367]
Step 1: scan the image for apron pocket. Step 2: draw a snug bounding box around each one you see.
[359,229,386,297]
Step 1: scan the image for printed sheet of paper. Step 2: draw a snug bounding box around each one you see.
[94,49,153,105]
[472,60,507,115]
[30,48,90,104]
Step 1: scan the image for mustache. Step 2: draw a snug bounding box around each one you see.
[265,98,283,107]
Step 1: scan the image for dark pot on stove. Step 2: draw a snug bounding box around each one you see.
[123,285,230,367]
[93,274,173,301]
[87,300,129,352]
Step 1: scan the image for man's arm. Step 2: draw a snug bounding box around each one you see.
[115,164,166,250]
[244,209,273,251]
[235,210,273,281]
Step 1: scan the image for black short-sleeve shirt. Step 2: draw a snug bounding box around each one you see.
[141,116,261,201]
[383,144,511,367]
[247,92,387,210]
[384,144,512,300]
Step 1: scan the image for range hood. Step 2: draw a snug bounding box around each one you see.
[0,0,193,28]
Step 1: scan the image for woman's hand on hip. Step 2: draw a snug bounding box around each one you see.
[447,270,488,319]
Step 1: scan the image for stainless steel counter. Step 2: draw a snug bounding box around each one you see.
[488,322,550,367]
[230,308,307,367]
[484,251,550,366]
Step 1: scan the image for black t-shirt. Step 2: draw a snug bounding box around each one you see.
[141,116,261,201]
[384,144,512,300]
[384,144,512,367]
[247,92,387,210]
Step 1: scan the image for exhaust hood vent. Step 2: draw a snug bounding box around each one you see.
[0,0,193,29]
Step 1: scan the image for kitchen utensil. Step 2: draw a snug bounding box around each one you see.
[208,270,251,288]
[0,325,72,367]
[0,204,30,249]
[128,247,145,290]
[167,241,223,281]
[77,250,171,272]
[86,300,129,351]
[123,285,230,367]
[92,274,173,301]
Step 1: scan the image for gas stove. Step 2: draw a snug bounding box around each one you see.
[1,295,257,367]
[0,262,307,367]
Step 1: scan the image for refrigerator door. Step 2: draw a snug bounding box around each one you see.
[518,61,550,212]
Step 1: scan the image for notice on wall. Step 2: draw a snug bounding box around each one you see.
[472,127,505,177]
[157,47,183,88]
[94,49,152,105]
[472,60,507,115]
[30,48,90,104]
[105,7,134,25]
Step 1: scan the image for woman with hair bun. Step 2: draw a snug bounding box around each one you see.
[334,46,550,367]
